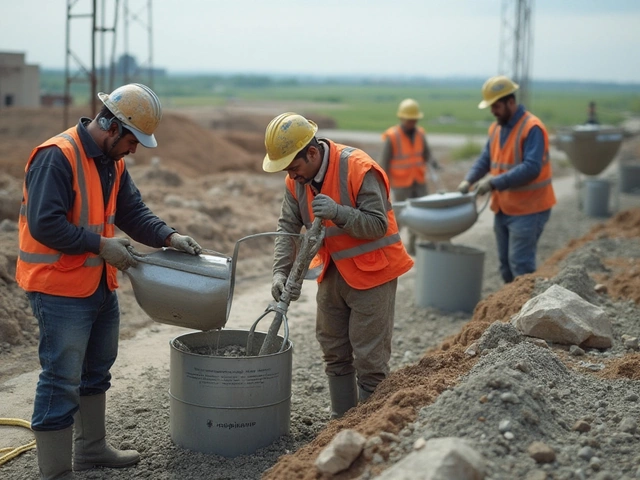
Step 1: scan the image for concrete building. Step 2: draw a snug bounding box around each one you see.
[0,52,40,108]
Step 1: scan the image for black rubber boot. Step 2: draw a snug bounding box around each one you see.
[327,373,358,419]
[33,426,75,479]
[73,393,140,471]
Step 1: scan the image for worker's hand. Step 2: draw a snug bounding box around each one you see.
[99,237,137,271]
[271,272,288,302]
[430,159,442,171]
[169,233,202,255]
[311,194,339,220]
[457,180,471,194]
[476,178,494,196]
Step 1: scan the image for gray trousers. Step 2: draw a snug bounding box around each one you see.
[316,262,397,392]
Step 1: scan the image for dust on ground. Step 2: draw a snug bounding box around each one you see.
[1,106,640,480]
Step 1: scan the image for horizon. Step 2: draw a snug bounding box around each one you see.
[2,1,639,84]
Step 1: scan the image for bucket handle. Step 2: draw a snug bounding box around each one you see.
[227,231,303,323]
[471,189,491,216]
[246,303,290,355]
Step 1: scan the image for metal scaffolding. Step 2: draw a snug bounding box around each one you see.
[63,0,153,128]
[498,0,534,107]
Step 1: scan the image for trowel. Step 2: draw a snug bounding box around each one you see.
[247,217,325,356]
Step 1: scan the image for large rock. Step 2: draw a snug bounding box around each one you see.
[374,437,485,480]
[315,429,366,475]
[511,284,612,349]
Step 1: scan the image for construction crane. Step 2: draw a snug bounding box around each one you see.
[63,0,153,128]
[498,0,534,107]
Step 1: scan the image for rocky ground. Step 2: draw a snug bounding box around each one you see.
[1,108,640,479]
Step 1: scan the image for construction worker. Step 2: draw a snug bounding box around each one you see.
[16,83,202,479]
[458,75,556,283]
[380,98,439,254]
[263,113,413,418]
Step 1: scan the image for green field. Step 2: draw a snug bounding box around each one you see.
[42,72,640,135]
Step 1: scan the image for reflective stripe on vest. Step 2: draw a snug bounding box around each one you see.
[488,112,556,216]
[17,130,118,269]
[295,146,402,261]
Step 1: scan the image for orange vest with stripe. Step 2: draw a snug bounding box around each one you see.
[16,125,124,297]
[286,140,414,290]
[488,113,556,216]
[382,125,427,188]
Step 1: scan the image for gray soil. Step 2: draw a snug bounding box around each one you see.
[2,155,640,479]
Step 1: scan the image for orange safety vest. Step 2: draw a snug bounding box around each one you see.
[16,125,124,297]
[488,113,556,216]
[381,125,427,188]
[287,139,414,290]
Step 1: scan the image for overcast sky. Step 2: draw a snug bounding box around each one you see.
[2,0,639,83]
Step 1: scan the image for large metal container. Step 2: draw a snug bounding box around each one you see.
[556,125,624,176]
[394,191,488,242]
[169,330,292,457]
[415,242,485,313]
[619,162,640,194]
[583,178,611,218]
[125,248,232,331]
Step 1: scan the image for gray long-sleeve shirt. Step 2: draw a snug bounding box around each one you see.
[273,144,389,277]
[25,118,174,256]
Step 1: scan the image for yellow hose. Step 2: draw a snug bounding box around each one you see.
[0,418,36,466]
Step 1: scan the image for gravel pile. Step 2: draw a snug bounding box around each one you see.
[380,335,640,480]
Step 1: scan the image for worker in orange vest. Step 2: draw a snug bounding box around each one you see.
[458,76,556,283]
[380,98,439,254]
[263,113,413,418]
[16,84,202,479]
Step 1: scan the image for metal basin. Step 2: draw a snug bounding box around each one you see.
[394,191,489,242]
[556,125,624,176]
[125,248,232,331]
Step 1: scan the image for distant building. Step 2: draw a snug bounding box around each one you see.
[0,52,40,108]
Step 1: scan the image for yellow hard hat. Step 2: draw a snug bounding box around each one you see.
[263,112,318,173]
[397,98,423,120]
[478,76,519,109]
[98,83,163,148]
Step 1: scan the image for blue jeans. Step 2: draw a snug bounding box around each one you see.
[494,209,551,283]
[27,277,120,431]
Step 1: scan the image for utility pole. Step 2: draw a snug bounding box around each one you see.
[63,0,151,128]
[498,0,534,107]
[123,0,154,87]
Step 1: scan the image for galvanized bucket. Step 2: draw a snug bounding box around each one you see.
[415,242,485,313]
[583,178,611,218]
[169,329,293,457]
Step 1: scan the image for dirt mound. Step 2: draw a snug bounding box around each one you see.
[264,208,640,480]
[0,107,266,179]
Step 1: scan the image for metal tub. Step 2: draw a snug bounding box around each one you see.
[169,330,292,457]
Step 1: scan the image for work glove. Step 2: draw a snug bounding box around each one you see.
[169,233,202,255]
[99,237,137,271]
[457,180,471,194]
[311,194,339,220]
[476,178,494,196]
[271,272,301,302]
[430,159,442,171]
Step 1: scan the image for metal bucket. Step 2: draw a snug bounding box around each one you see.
[415,242,485,313]
[619,163,640,194]
[556,125,624,176]
[583,178,611,217]
[125,249,232,331]
[169,330,292,457]
[394,191,490,242]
